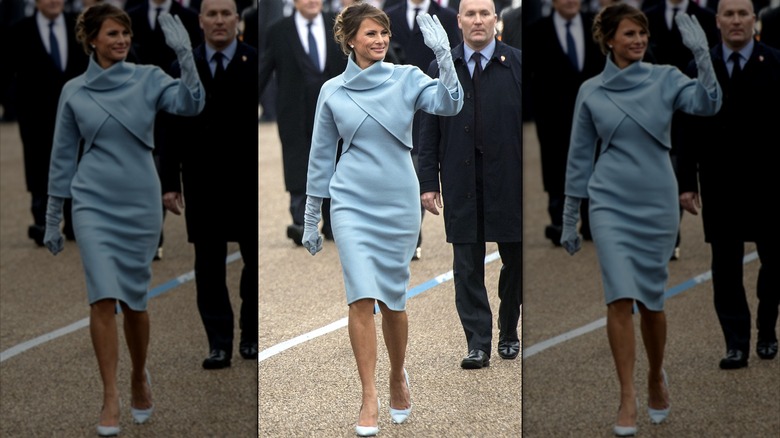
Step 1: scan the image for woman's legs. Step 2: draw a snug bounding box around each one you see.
[90,299,120,427]
[119,302,153,411]
[637,303,669,411]
[606,299,638,427]
[349,299,379,427]
[378,302,410,411]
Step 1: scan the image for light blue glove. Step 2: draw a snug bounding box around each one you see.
[302,196,323,256]
[159,13,200,92]
[675,12,718,96]
[561,196,582,256]
[43,196,65,256]
[417,13,458,92]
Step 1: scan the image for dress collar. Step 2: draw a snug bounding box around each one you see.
[84,56,135,91]
[341,54,394,91]
[600,56,653,91]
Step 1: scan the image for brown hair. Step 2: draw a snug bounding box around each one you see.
[333,2,392,56]
[75,3,133,55]
[592,3,650,56]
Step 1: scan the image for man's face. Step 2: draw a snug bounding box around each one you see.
[294,0,323,21]
[552,0,581,21]
[36,0,64,21]
[716,0,756,50]
[458,0,497,51]
[199,0,239,49]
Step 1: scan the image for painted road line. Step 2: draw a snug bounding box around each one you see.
[523,252,758,359]
[0,252,243,363]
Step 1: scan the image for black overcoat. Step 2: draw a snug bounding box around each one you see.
[258,12,346,194]
[160,42,258,243]
[6,11,87,195]
[678,41,780,242]
[418,40,522,244]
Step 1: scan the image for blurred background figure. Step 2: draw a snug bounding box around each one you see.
[258,0,283,122]
[759,2,780,48]
[523,0,604,247]
[259,0,347,246]
[2,0,89,246]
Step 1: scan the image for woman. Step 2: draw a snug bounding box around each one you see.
[561,4,721,437]
[43,4,204,436]
[302,3,462,436]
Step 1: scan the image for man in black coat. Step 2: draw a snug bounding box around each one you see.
[259,0,346,245]
[4,0,88,246]
[161,0,258,369]
[523,0,604,247]
[678,0,779,369]
[760,5,780,49]
[418,0,521,369]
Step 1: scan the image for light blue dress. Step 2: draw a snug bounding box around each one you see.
[565,57,720,311]
[307,56,463,311]
[48,57,204,310]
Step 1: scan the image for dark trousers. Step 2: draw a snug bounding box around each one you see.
[453,241,522,355]
[193,238,258,354]
[711,238,779,353]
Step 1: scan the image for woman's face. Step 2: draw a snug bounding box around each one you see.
[607,18,648,69]
[349,18,389,69]
[91,18,131,68]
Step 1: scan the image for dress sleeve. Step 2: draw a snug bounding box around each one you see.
[155,67,205,117]
[306,87,340,198]
[412,67,463,117]
[564,86,599,199]
[47,93,81,199]
[670,68,721,116]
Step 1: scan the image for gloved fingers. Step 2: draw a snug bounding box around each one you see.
[45,236,64,256]
[416,13,432,31]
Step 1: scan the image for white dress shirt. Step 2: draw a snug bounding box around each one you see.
[295,11,326,72]
[36,11,68,69]
[407,0,431,30]
[553,12,584,72]
[148,0,173,30]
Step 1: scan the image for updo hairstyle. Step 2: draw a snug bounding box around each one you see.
[75,3,133,55]
[592,3,650,55]
[333,2,392,56]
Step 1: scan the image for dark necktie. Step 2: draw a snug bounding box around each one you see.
[213,52,225,80]
[307,21,320,71]
[471,51,483,153]
[49,21,62,71]
[413,7,421,31]
[155,7,162,29]
[671,7,679,32]
[729,52,742,81]
[565,21,578,71]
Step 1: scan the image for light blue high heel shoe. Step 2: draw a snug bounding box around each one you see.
[97,400,121,437]
[613,398,637,437]
[648,369,671,424]
[355,399,380,437]
[131,369,154,424]
[389,369,412,424]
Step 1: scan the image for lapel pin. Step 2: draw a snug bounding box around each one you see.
[500,55,506,62]
[759,55,764,62]
[242,55,247,62]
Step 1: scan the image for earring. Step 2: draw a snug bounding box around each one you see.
[90,44,96,48]
[350,44,354,48]
[608,45,613,49]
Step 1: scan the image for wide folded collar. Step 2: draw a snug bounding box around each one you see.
[84,56,135,90]
[600,56,653,91]
[341,54,394,90]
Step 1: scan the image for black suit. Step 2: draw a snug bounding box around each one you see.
[259,12,346,227]
[523,12,604,235]
[5,11,88,232]
[678,41,780,354]
[644,2,719,72]
[162,42,259,355]
[418,40,522,357]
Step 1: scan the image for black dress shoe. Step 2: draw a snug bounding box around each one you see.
[202,349,231,370]
[286,224,304,246]
[498,339,520,360]
[28,224,45,247]
[239,341,258,359]
[544,224,562,247]
[719,349,748,370]
[757,339,778,360]
[460,349,490,369]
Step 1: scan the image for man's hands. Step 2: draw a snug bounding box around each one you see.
[421,192,442,215]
